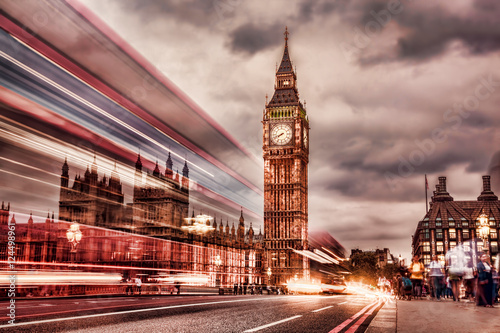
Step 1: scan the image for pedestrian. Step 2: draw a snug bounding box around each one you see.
[233,283,238,295]
[445,276,452,299]
[463,262,476,302]
[429,255,444,301]
[402,273,413,300]
[175,281,181,295]
[410,255,424,299]
[477,253,494,307]
[446,247,467,301]
[135,277,142,295]
[126,277,133,295]
[492,267,499,304]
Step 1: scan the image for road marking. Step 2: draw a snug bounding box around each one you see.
[329,301,378,333]
[338,301,348,305]
[243,315,303,332]
[312,305,333,313]
[345,301,382,333]
[0,297,279,328]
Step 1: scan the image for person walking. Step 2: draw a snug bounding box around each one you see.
[135,277,142,295]
[477,254,494,307]
[463,261,476,302]
[429,255,444,300]
[410,255,424,299]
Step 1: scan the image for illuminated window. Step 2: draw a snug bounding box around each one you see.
[436,241,444,252]
[423,242,431,252]
[491,229,498,239]
[449,229,456,239]
[450,241,456,249]
[492,242,498,253]
[423,254,431,265]
[462,229,469,239]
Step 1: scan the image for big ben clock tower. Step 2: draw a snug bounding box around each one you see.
[263,28,309,284]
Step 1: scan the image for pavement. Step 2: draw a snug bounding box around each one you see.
[367,297,500,333]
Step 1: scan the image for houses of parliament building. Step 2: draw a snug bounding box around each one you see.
[0,154,264,289]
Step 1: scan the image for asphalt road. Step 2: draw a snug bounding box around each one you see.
[0,294,385,332]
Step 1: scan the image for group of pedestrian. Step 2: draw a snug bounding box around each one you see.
[233,283,263,295]
[394,253,499,307]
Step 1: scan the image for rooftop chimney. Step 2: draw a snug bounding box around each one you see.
[478,175,498,201]
[433,176,453,202]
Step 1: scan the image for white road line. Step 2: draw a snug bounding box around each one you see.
[243,315,303,332]
[338,301,348,305]
[0,297,278,328]
[312,305,334,313]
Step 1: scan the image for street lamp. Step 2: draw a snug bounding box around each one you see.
[267,267,272,285]
[66,222,83,267]
[214,254,222,288]
[66,222,82,253]
[182,214,215,234]
[477,214,490,254]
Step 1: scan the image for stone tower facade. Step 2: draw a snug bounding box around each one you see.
[262,28,310,284]
[59,156,124,227]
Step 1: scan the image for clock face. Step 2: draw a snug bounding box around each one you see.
[271,124,292,145]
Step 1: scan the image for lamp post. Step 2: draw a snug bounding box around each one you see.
[477,214,490,254]
[66,222,83,264]
[267,267,272,285]
[182,214,215,234]
[214,254,222,288]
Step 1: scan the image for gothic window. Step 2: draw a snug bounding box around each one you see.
[436,241,444,252]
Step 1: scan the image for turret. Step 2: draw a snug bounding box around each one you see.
[182,160,189,189]
[165,152,173,179]
[153,161,160,177]
[61,157,69,188]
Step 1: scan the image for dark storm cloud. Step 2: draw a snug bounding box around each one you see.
[367,0,500,62]
[115,0,216,27]
[326,216,409,241]
[227,23,283,55]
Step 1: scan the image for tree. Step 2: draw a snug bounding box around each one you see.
[348,252,379,286]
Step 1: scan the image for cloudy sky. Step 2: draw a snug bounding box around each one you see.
[8,0,500,260]
[73,0,500,260]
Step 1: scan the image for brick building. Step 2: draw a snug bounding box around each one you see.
[412,175,500,266]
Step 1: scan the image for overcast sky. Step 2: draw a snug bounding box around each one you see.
[75,0,500,260]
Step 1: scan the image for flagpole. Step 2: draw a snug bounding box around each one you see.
[425,174,429,213]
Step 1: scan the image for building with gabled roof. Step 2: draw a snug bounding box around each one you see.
[412,175,500,265]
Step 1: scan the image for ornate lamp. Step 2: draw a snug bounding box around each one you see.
[477,214,490,253]
[66,222,83,253]
[214,254,222,287]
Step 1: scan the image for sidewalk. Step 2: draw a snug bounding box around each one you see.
[368,298,500,333]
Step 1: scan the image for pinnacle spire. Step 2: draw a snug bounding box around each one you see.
[277,27,292,73]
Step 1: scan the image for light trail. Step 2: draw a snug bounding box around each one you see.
[0,297,280,328]
[243,315,303,332]
[329,300,379,333]
[0,49,214,178]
